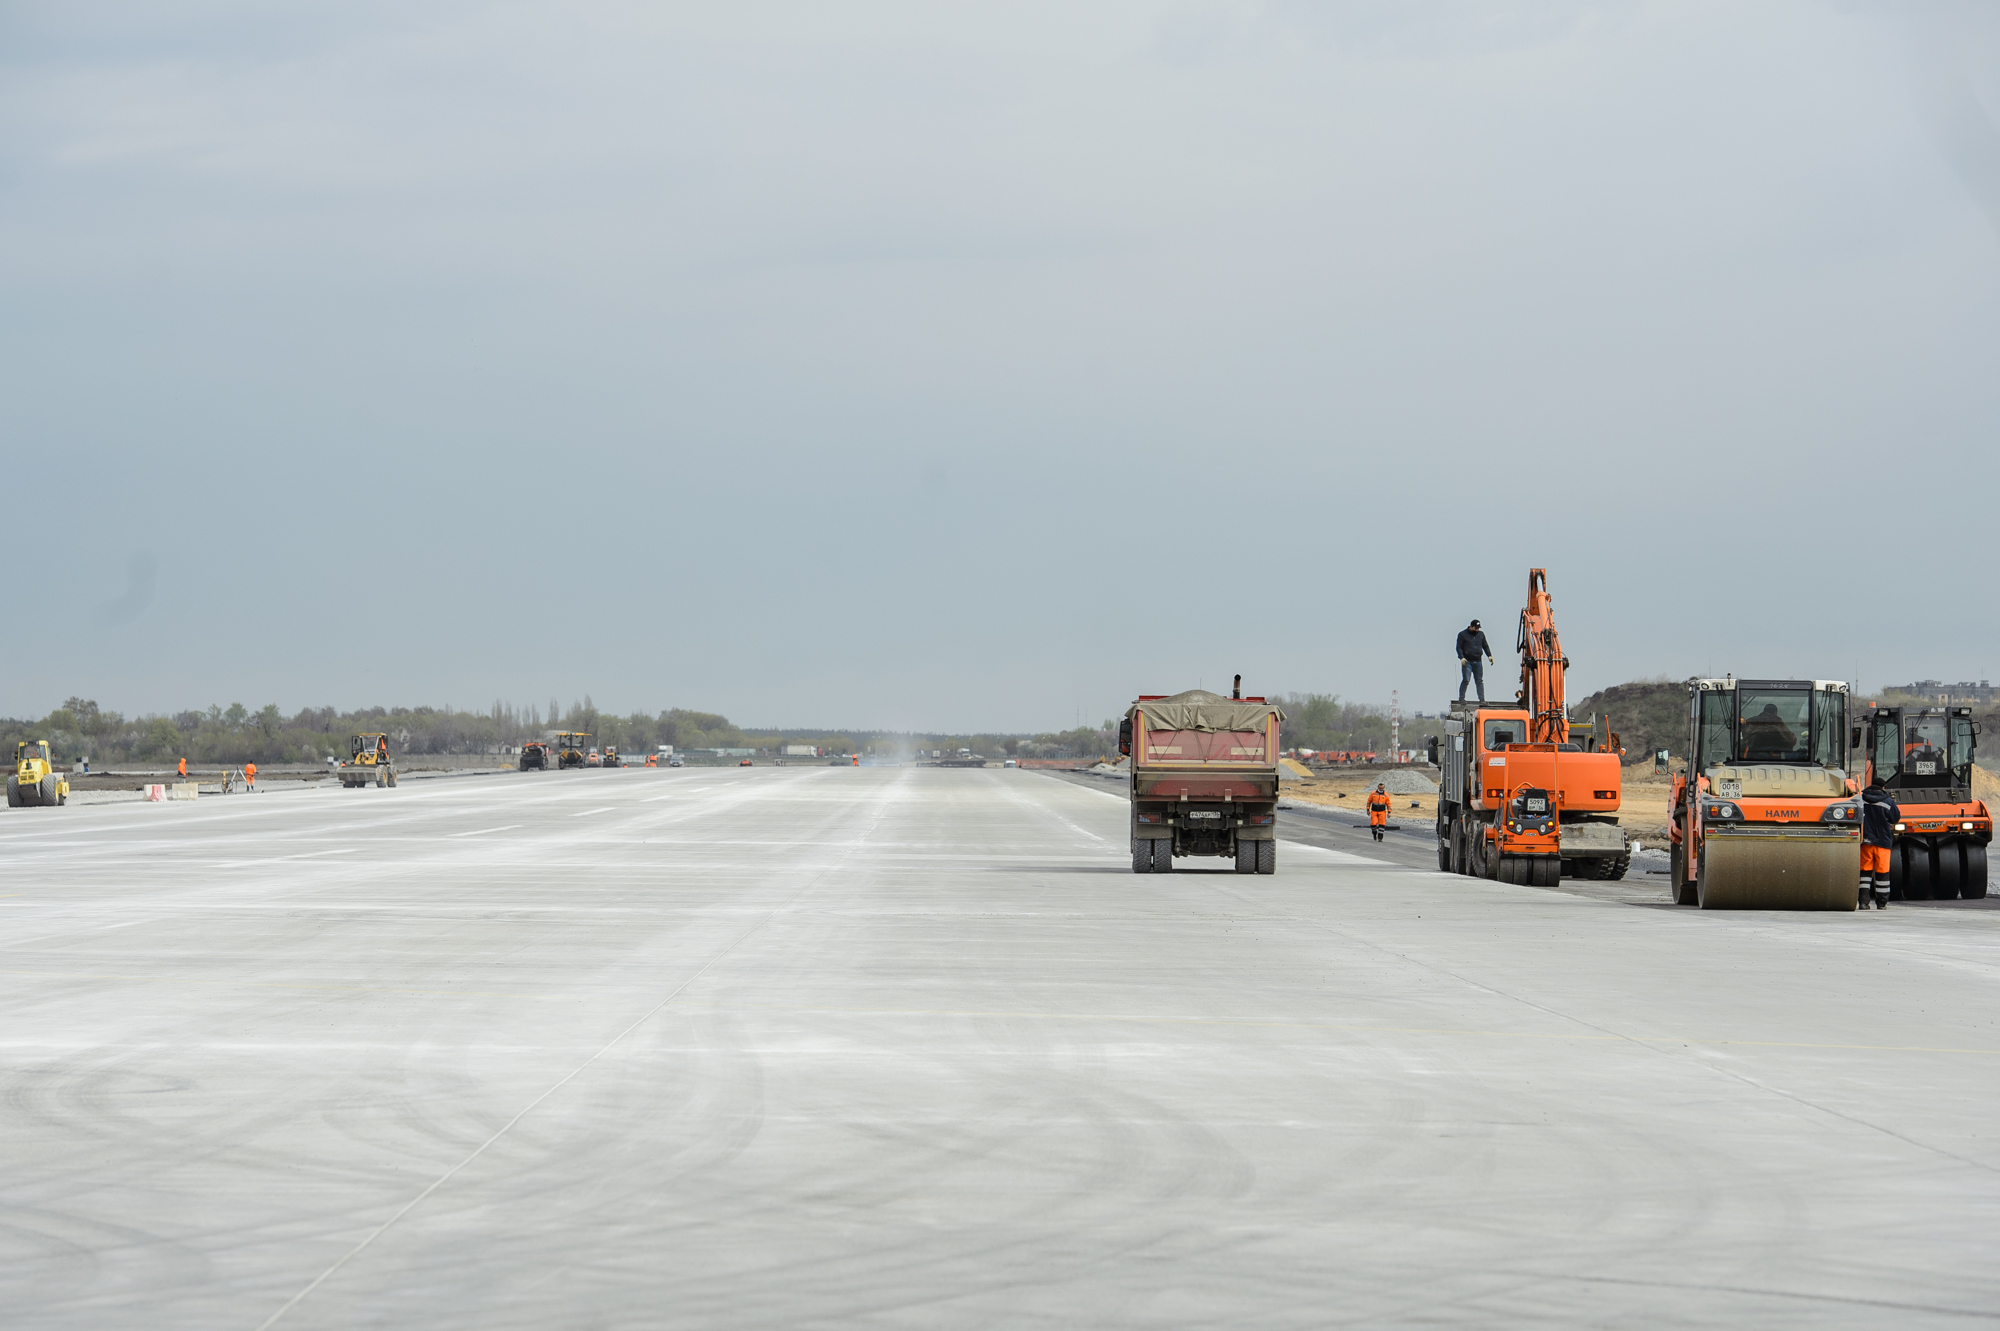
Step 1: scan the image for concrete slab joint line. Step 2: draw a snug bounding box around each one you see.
[252,770,911,1330]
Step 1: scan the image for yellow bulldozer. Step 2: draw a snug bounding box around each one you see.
[7,740,69,808]
[338,733,399,788]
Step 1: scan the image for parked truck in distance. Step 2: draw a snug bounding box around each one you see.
[1120,680,1284,874]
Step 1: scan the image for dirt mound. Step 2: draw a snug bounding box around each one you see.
[1373,769,1439,794]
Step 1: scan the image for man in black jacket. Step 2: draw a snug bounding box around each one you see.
[1860,778,1900,909]
[1456,620,1494,702]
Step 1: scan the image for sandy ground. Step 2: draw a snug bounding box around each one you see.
[1285,764,1680,845]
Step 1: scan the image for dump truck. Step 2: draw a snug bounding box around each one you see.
[1859,703,1989,899]
[1431,569,1627,885]
[1667,678,1859,909]
[338,733,398,788]
[555,732,592,770]
[7,740,69,808]
[1120,679,1284,874]
[519,740,549,771]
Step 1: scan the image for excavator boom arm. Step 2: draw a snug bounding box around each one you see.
[1517,568,1569,745]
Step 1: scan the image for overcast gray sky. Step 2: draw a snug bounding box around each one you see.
[3,1,1996,731]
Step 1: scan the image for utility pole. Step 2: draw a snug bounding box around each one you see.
[1391,690,1400,763]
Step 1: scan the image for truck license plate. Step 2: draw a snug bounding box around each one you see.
[1186,811,1221,820]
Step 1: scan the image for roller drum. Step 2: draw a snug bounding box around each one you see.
[1696,832,1859,910]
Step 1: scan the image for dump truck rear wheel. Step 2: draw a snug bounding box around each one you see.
[1437,840,1450,872]
[1132,841,1152,874]
[1256,840,1275,874]
[1963,844,1988,899]
[1236,840,1257,874]
[1151,839,1173,873]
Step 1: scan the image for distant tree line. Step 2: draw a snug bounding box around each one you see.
[0,697,1128,767]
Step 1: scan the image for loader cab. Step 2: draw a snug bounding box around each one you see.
[1687,679,1849,774]
[1866,706,1976,794]
[350,733,390,764]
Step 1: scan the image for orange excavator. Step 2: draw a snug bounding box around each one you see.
[1432,569,1629,883]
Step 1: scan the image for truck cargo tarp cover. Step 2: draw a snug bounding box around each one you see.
[1132,690,1286,732]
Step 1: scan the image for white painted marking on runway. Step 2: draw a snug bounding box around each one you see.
[449,825,523,838]
[570,807,614,817]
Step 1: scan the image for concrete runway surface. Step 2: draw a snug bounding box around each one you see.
[5,766,2000,1328]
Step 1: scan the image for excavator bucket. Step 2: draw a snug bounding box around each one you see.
[1697,832,1859,910]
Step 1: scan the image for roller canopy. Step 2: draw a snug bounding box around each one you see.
[1130,690,1286,732]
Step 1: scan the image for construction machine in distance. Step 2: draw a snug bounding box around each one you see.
[603,745,621,768]
[1668,678,1860,909]
[338,734,398,788]
[1432,569,1627,886]
[555,733,591,770]
[7,740,69,808]
[1858,703,1989,899]
[518,740,549,771]
[1121,675,1284,874]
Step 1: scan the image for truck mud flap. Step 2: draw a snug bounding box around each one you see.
[1698,832,1858,910]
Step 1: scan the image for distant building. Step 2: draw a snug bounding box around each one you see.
[1889,679,1997,705]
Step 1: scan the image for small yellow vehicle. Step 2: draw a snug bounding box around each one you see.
[555,732,592,770]
[7,740,69,808]
[339,733,399,788]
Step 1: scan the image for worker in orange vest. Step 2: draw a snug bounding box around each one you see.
[177,757,187,778]
[1366,783,1392,842]
[244,761,257,790]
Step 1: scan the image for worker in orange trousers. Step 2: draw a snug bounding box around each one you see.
[244,762,257,790]
[1366,783,1391,842]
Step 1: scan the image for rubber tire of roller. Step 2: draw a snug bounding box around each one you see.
[1151,839,1174,873]
[1935,842,1963,899]
[1255,839,1275,875]
[1903,843,1932,901]
[5,776,19,808]
[1963,844,1988,899]
[1539,857,1561,887]
[39,775,57,806]
[1236,839,1258,874]
[1888,842,1908,900]
[1132,841,1152,874]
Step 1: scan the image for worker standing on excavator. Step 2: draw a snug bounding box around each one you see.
[1456,619,1494,702]
[1367,783,1392,841]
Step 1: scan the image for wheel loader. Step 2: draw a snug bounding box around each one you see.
[6,740,69,808]
[1858,704,1990,899]
[1667,678,1860,909]
[338,733,399,788]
